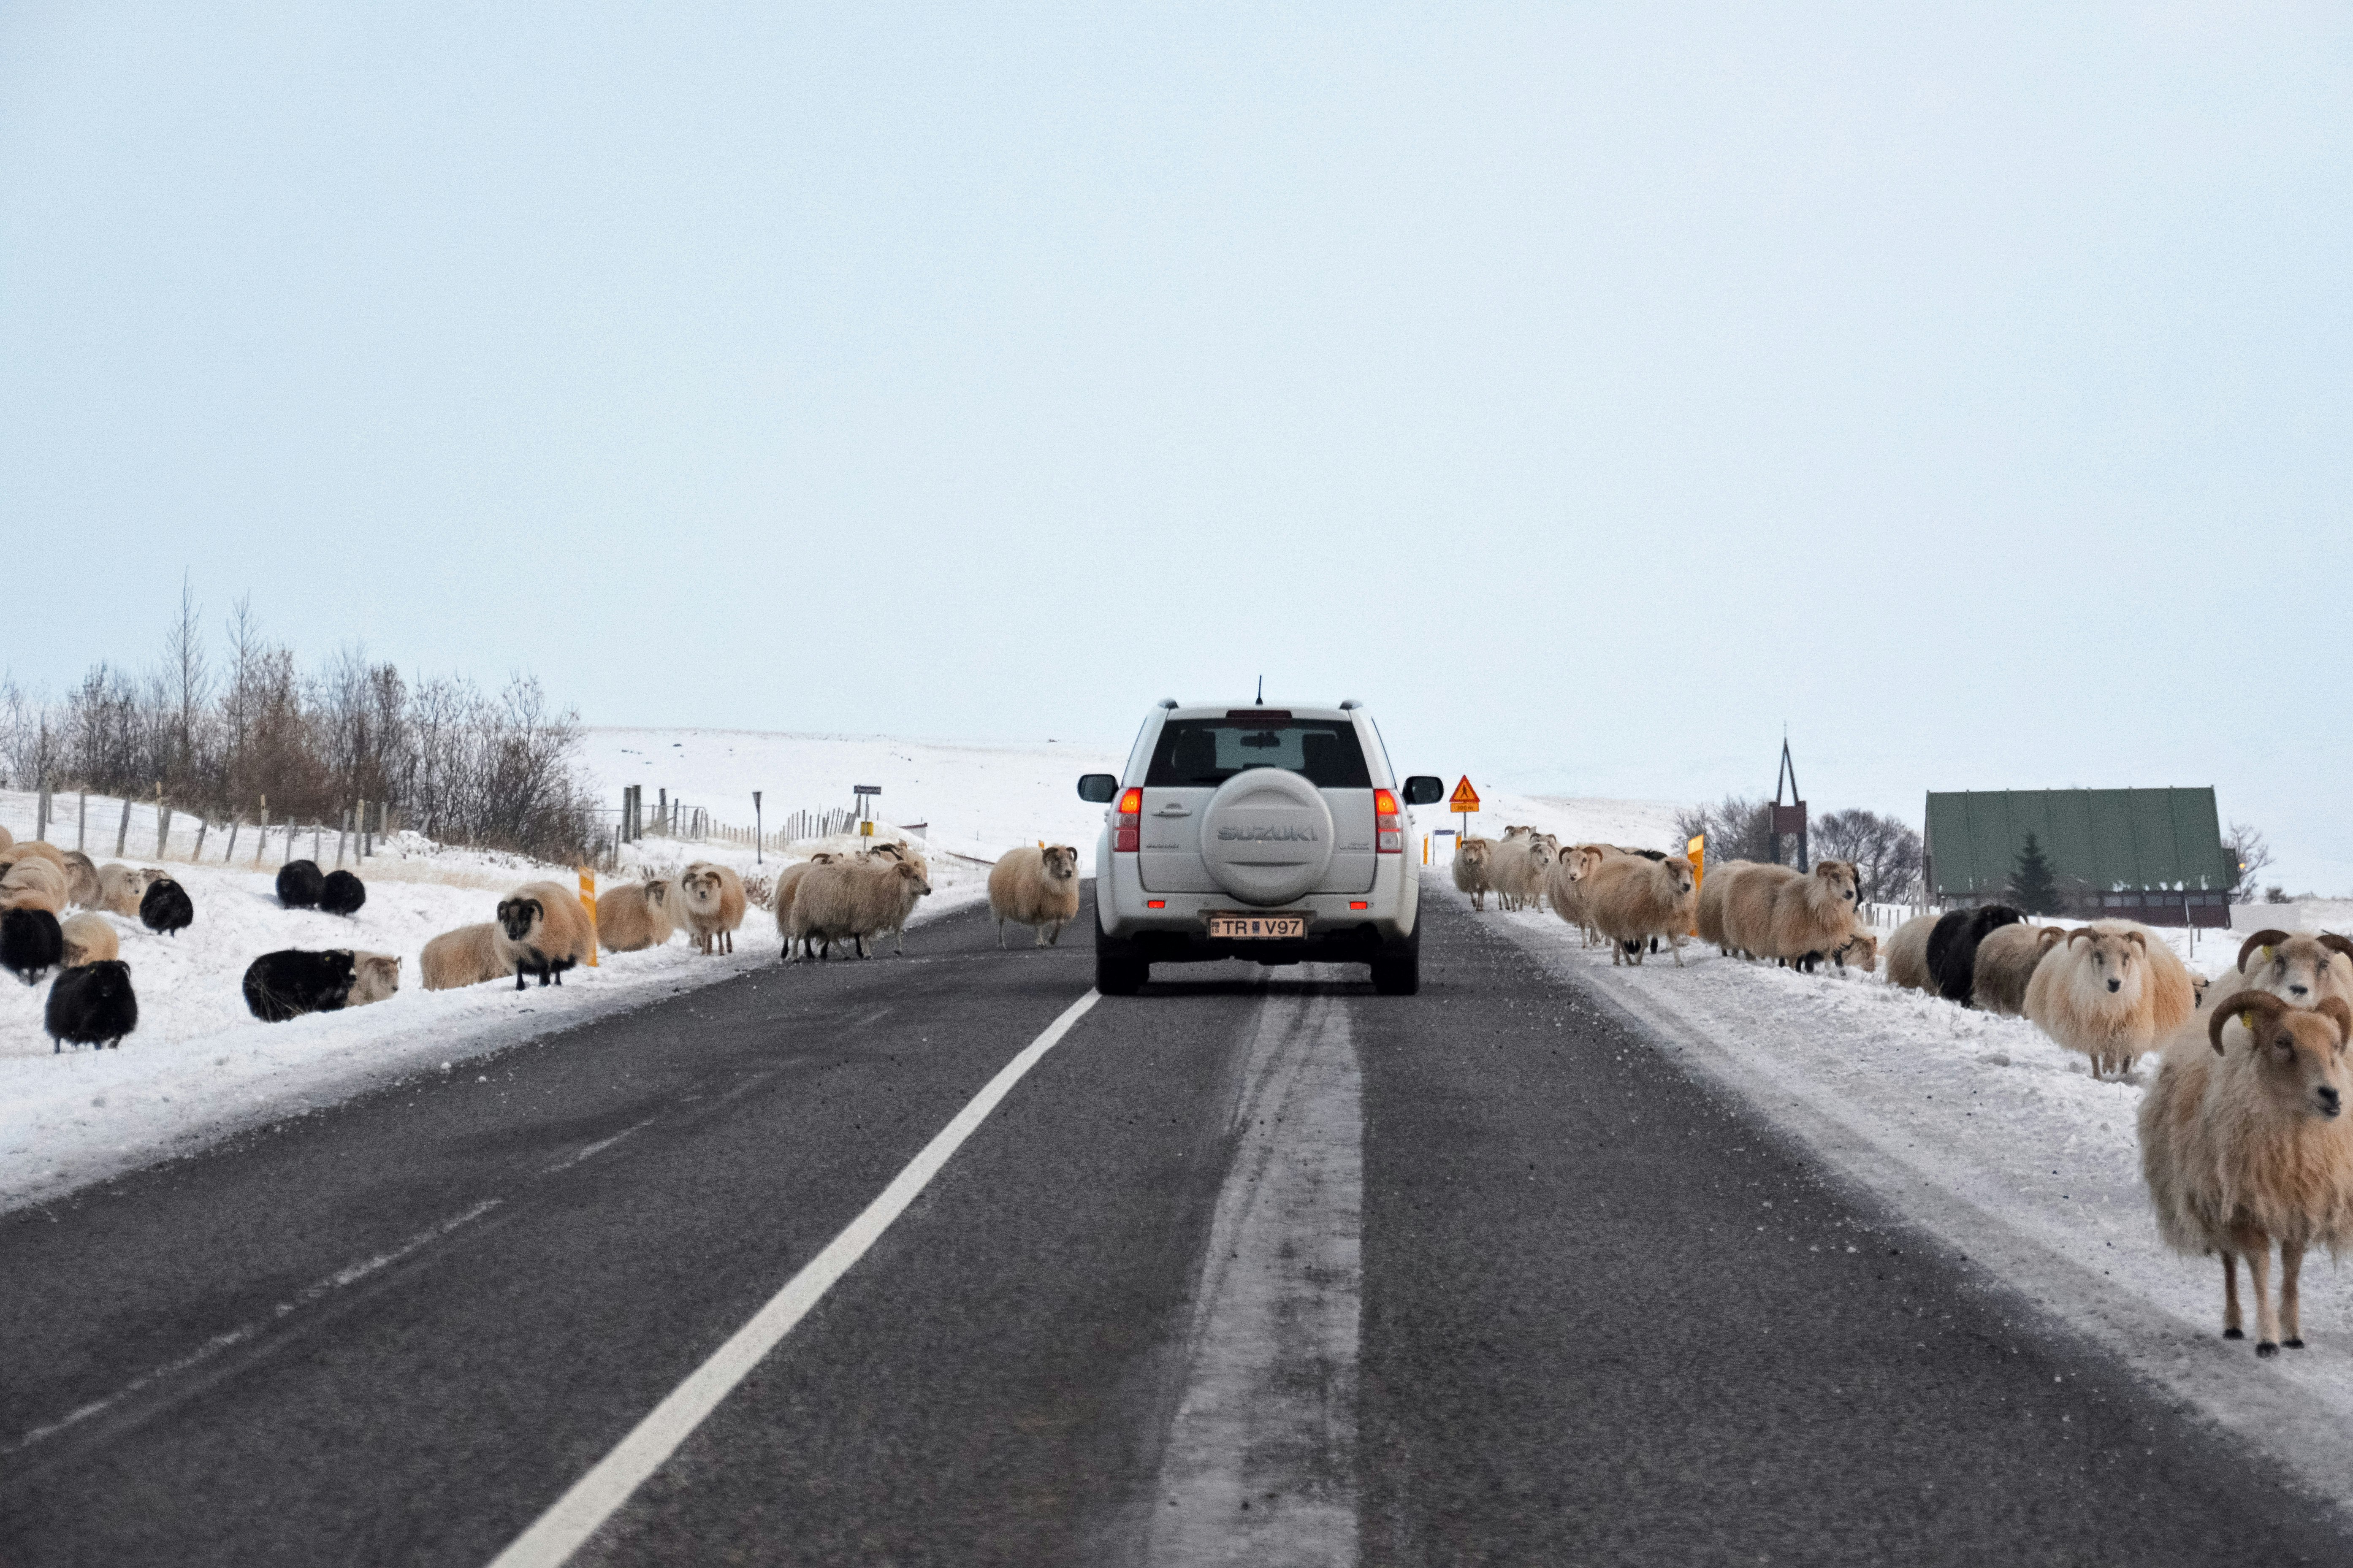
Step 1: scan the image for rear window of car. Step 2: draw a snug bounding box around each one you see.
[1144,720,1371,789]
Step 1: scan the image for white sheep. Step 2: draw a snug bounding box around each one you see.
[422,922,510,991]
[494,881,594,989]
[2139,992,2353,1354]
[791,856,931,960]
[1452,837,1496,911]
[2023,921,2199,1078]
[1761,860,1862,973]
[595,879,677,953]
[989,845,1082,948]
[678,861,748,955]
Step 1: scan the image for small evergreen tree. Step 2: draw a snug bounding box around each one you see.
[2009,831,2059,915]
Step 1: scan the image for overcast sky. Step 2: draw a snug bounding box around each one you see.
[4,4,2348,887]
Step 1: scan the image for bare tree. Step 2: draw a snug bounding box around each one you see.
[1814,808,1925,904]
[1674,794,1776,869]
[2225,822,2274,905]
[161,574,213,796]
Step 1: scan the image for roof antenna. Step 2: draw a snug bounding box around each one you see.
[1255,675,1263,707]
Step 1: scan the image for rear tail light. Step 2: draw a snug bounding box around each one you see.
[1114,788,1142,853]
[1374,788,1402,854]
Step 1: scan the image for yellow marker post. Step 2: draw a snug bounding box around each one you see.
[1687,834,1705,937]
[578,868,599,967]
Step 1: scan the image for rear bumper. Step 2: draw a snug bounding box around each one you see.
[1093,843,1419,953]
[1113,923,1407,967]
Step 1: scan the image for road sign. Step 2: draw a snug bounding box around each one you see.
[853,785,881,796]
[1448,777,1480,812]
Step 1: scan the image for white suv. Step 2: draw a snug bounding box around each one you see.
[1077,701,1445,996]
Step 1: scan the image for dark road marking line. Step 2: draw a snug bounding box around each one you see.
[486,988,1103,1568]
[9,1199,503,1455]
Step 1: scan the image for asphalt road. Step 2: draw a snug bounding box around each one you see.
[1,884,2345,1565]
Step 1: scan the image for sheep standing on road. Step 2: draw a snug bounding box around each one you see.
[422,922,510,991]
[791,856,932,960]
[596,879,677,953]
[678,861,748,955]
[494,881,594,989]
[1488,827,1538,911]
[989,845,1081,949]
[1547,845,1603,947]
[2140,992,2353,1355]
[1453,838,1496,912]
[1925,905,2025,1006]
[1970,923,2066,1016]
[770,855,839,961]
[2023,922,2197,1078]
[1763,860,1862,973]
[1583,852,1698,967]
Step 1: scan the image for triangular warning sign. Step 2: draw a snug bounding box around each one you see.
[1448,776,1480,812]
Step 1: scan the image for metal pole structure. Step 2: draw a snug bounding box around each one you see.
[753,792,763,864]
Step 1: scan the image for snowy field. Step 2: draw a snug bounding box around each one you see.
[581,727,1124,873]
[1461,878,2353,1515]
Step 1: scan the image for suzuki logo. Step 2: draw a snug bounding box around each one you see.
[1218,825,1318,842]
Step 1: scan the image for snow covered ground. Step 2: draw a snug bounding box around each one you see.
[580,727,1124,873]
[1461,876,2353,1514]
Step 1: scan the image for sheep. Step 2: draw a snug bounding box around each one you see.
[989,845,1081,948]
[678,861,748,955]
[0,855,68,916]
[1546,845,1600,946]
[1,840,68,876]
[421,922,512,991]
[59,850,101,908]
[3,907,65,986]
[0,823,9,850]
[1694,861,1739,951]
[791,857,931,961]
[319,868,366,918]
[1720,862,1801,960]
[2139,991,2353,1355]
[242,948,401,1021]
[59,913,119,968]
[95,862,159,916]
[2212,929,2353,1014]
[1582,852,1698,966]
[1924,905,2025,1005]
[1830,929,1879,974]
[1885,913,1938,993]
[139,876,194,937]
[770,854,840,961]
[46,959,137,1052]
[2023,921,2198,1078]
[494,881,594,988]
[595,879,678,953]
[1970,923,2067,1016]
[1452,837,1496,911]
[869,849,933,954]
[277,858,325,908]
[1507,834,1559,913]
[1488,827,1538,911]
[1762,859,1862,973]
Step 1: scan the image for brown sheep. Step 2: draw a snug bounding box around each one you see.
[2139,992,2353,1354]
[595,879,678,953]
[1582,853,1698,967]
[59,851,102,908]
[790,857,932,960]
[1453,837,1496,911]
[0,824,10,851]
[349,952,402,1005]
[1547,845,1605,947]
[422,922,511,991]
[1970,923,2067,1016]
[1831,929,1879,974]
[1885,913,1939,993]
[1720,862,1801,960]
[0,856,68,916]
[60,913,120,968]
[1,841,68,877]
[94,862,162,917]
[770,854,841,961]
[989,845,1082,948]
[2210,930,2353,1015]
[494,881,594,989]
[678,861,748,956]
[1762,861,1862,973]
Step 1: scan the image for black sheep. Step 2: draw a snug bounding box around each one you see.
[318,869,366,918]
[276,858,325,909]
[46,960,138,1051]
[3,907,65,986]
[1926,904,2025,1006]
[242,948,357,1022]
[140,877,194,937]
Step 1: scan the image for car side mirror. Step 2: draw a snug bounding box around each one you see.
[1077,774,1118,804]
[1402,776,1444,806]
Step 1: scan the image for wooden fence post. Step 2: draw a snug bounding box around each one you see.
[255,797,268,865]
[76,791,86,852]
[225,818,240,863]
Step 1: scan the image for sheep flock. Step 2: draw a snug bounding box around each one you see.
[1461,824,2353,1360]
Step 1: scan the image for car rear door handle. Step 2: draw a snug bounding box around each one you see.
[1153,805,1192,817]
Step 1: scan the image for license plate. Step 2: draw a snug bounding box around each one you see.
[1207,913,1307,940]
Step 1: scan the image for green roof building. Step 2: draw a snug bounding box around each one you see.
[1922,788,2234,928]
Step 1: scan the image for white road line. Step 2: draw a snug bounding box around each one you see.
[485,988,1103,1568]
[541,1122,654,1175]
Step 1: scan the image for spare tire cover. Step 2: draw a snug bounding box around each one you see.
[1200,767,1335,907]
